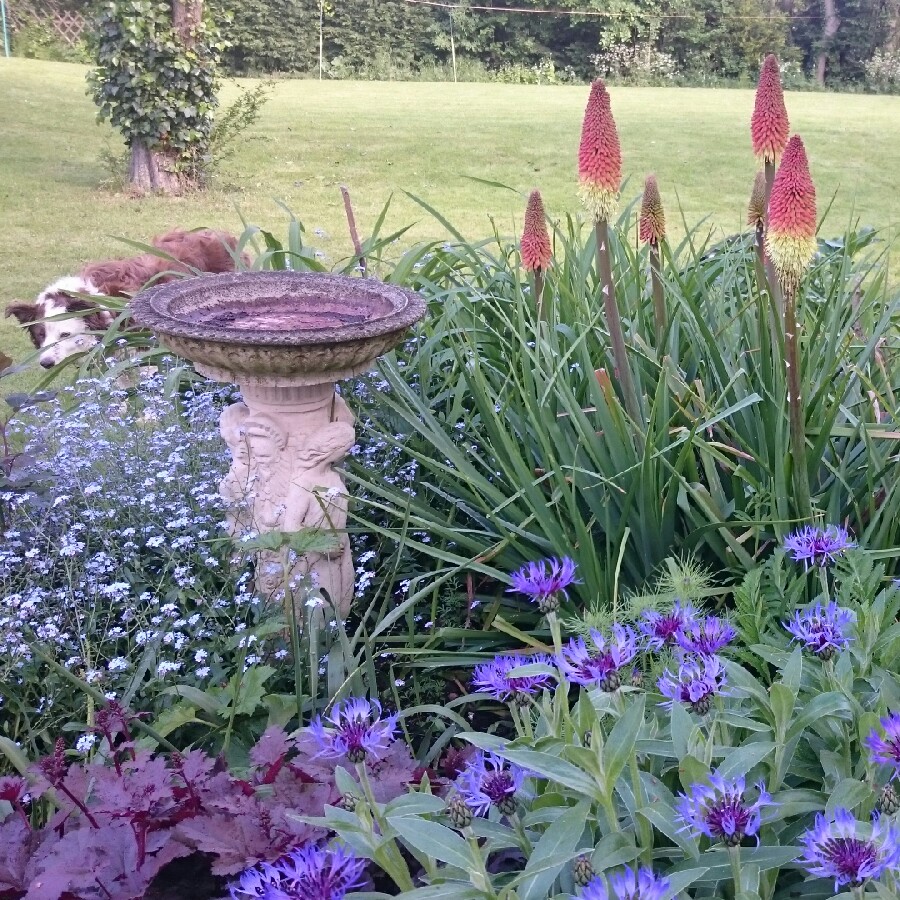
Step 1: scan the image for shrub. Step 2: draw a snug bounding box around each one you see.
[592,43,678,84]
[865,49,900,93]
[11,22,87,62]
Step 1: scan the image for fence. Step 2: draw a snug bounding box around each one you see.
[6,0,86,47]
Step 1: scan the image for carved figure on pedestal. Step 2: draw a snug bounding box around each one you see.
[283,419,356,619]
[219,402,251,534]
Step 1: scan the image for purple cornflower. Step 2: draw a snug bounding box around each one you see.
[309,698,397,764]
[508,556,578,613]
[581,866,671,900]
[455,751,525,817]
[471,653,554,705]
[557,624,638,692]
[658,655,726,715]
[784,525,855,569]
[800,808,900,889]
[640,601,699,651]
[230,843,366,900]
[676,616,736,657]
[676,772,772,846]
[866,713,900,777]
[784,601,853,660]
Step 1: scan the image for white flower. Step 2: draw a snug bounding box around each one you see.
[76,734,97,754]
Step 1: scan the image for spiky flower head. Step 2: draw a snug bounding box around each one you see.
[581,866,671,900]
[573,855,596,888]
[658,654,727,715]
[675,616,736,657]
[747,171,767,228]
[783,524,855,569]
[455,751,525,818]
[640,601,700,652]
[766,135,817,297]
[639,175,666,246]
[751,54,790,164]
[577,80,622,222]
[557,624,638,691]
[866,713,900,778]
[508,556,579,614]
[784,601,854,660]
[229,843,366,900]
[880,784,900,816]
[309,697,397,765]
[676,772,772,846]
[800,808,900,889]
[521,189,553,273]
[472,653,554,705]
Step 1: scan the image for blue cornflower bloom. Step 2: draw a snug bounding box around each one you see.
[800,808,900,890]
[508,556,578,613]
[557,624,638,692]
[676,772,772,846]
[471,653,555,704]
[309,698,398,764]
[229,843,365,899]
[658,654,726,715]
[640,601,699,651]
[581,866,671,900]
[866,712,900,777]
[676,616,736,657]
[784,525,855,569]
[784,601,853,660]
[455,751,525,817]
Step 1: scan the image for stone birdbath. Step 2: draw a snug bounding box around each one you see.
[132,271,426,619]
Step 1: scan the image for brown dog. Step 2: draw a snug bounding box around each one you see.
[6,229,247,368]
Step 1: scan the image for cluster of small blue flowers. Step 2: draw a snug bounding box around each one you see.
[0,373,270,725]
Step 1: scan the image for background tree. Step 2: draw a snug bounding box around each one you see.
[87,0,226,194]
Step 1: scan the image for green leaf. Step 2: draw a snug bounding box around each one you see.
[672,846,802,880]
[602,693,646,791]
[769,683,796,737]
[385,793,447,818]
[514,801,590,900]
[825,778,872,816]
[716,742,776,781]
[389,817,476,872]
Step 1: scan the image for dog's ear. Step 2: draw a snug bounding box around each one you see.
[5,302,39,325]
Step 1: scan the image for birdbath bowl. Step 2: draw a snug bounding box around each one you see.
[132,271,426,617]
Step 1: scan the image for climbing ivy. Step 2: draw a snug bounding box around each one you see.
[86,0,227,174]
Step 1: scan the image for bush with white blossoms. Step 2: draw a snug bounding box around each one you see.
[0,372,277,749]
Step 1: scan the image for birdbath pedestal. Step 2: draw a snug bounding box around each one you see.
[132,271,426,619]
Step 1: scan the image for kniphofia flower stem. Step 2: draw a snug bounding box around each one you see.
[650,243,665,351]
[595,220,641,424]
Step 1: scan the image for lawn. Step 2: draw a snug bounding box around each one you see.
[1,57,899,400]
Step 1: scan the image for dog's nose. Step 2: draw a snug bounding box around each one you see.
[39,359,56,369]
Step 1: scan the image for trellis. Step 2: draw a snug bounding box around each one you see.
[7,0,86,46]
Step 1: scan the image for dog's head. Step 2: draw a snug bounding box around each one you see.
[6,278,113,368]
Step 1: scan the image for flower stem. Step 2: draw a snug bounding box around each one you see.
[546,610,563,659]
[532,270,546,323]
[649,241,665,353]
[356,762,415,892]
[729,844,742,898]
[781,282,812,519]
[594,219,640,424]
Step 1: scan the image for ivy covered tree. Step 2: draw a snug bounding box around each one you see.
[87,0,226,194]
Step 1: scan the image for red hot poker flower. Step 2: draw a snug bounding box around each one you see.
[751,54,790,164]
[521,189,552,272]
[577,80,622,222]
[766,135,817,295]
[639,175,666,245]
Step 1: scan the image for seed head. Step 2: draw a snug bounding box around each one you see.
[639,175,666,246]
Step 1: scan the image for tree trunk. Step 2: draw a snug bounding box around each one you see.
[815,0,840,86]
[127,142,184,196]
[124,0,204,195]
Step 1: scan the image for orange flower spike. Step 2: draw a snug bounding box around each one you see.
[751,54,790,164]
[639,175,666,246]
[747,171,767,227]
[577,80,622,222]
[520,189,552,272]
[766,135,817,295]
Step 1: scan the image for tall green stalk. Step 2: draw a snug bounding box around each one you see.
[594,219,640,424]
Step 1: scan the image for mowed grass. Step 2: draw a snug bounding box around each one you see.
[1,57,899,401]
